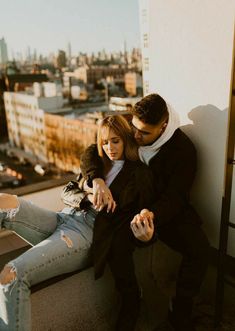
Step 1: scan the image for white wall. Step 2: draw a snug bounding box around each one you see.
[139,0,235,254]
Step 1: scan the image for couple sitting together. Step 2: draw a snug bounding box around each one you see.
[0,93,209,331]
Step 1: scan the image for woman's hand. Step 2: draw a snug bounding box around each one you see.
[130,209,155,242]
[92,178,116,212]
[87,193,94,205]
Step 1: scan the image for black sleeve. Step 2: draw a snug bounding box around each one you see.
[80,144,104,187]
[135,164,155,211]
[61,173,87,209]
[133,164,158,247]
[151,139,197,226]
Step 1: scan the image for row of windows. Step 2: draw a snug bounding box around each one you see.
[5,99,37,110]
[6,111,44,123]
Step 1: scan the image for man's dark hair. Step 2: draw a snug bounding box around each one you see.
[132,93,168,125]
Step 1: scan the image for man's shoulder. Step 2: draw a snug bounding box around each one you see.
[166,128,196,151]
[148,129,196,166]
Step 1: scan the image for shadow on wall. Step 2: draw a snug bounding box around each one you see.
[181,104,228,250]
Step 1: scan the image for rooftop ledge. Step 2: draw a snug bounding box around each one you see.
[0,173,75,196]
[0,173,75,242]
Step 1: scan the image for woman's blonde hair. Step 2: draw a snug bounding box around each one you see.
[97,115,139,170]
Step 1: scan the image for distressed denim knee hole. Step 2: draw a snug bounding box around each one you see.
[60,230,74,248]
[0,264,17,292]
[0,195,20,220]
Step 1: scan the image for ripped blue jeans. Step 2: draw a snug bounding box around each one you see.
[0,197,96,331]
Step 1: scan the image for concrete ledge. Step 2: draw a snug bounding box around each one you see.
[32,266,118,331]
[1,239,226,330]
[1,230,224,330]
[30,243,182,331]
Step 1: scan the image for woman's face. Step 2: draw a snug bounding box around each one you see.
[101,128,124,161]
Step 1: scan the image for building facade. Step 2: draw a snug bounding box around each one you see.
[74,66,127,85]
[4,91,99,172]
[4,92,47,162]
[124,72,143,96]
[45,114,97,173]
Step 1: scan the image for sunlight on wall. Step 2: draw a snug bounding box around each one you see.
[139,0,235,254]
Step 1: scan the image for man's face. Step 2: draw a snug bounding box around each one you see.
[131,115,167,146]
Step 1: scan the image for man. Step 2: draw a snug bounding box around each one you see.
[80,94,210,331]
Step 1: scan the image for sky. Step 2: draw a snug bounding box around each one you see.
[0,0,141,58]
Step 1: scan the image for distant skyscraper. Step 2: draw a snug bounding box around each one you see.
[67,42,72,64]
[123,40,127,54]
[27,46,31,62]
[123,40,128,66]
[0,37,8,64]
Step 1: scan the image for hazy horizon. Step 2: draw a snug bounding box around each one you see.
[0,0,141,59]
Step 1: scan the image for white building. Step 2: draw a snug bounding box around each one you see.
[109,96,141,112]
[33,82,63,99]
[4,91,64,162]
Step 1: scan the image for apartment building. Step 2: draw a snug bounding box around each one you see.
[124,72,142,96]
[74,66,127,85]
[45,113,97,173]
[4,87,99,172]
[3,86,63,163]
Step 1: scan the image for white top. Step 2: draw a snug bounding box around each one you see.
[105,160,125,187]
[138,103,180,165]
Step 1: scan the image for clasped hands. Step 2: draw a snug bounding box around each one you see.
[84,178,116,213]
[130,209,154,242]
[86,179,154,242]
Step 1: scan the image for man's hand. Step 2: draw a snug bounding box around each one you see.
[92,178,116,212]
[130,209,155,242]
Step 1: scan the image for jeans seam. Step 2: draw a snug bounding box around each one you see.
[8,220,54,236]
[23,245,91,276]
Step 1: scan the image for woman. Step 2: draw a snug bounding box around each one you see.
[0,115,154,331]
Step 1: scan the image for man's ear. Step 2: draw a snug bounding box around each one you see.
[161,122,168,133]
[163,122,167,128]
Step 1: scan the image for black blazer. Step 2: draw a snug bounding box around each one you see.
[62,158,155,279]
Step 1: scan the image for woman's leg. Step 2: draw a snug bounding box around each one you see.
[0,211,94,331]
[0,194,59,245]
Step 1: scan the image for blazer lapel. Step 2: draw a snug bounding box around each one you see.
[108,160,135,201]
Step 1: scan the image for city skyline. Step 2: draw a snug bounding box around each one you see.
[0,0,141,59]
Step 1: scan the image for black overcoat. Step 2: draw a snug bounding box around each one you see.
[80,129,202,241]
[146,128,202,228]
[62,159,155,278]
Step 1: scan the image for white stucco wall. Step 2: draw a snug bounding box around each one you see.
[139,0,235,254]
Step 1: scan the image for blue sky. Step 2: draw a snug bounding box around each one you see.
[0,0,140,57]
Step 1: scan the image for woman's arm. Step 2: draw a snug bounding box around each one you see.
[80,144,116,212]
[80,144,104,186]
[61,177,88,209]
